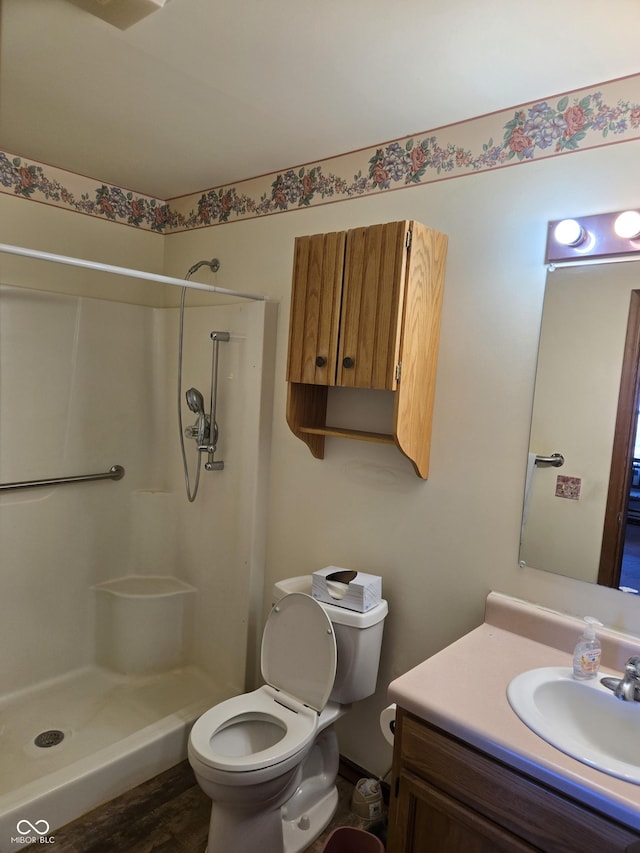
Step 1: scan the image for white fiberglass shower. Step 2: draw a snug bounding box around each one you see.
[0,252,275,851]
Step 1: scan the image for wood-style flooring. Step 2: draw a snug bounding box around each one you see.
[24,760,387,852]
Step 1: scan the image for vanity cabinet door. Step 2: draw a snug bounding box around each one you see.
[392,768,536,852]
[388,709,640,853]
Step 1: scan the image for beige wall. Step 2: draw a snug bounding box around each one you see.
[4,137,640,778]
[0,193,167,305]
[166,140,640,776]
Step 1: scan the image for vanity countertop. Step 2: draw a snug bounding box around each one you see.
[388,591,640,830]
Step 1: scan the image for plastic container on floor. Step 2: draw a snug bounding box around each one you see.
[351,777,384,820]
[320,825,385,853]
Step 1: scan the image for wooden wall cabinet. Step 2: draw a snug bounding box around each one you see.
[285,220,447,478]
[387,708,640,852]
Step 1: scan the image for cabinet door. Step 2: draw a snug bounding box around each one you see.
[286,230,346,385]
[393,222,447,478]
[390,769,537,853]
[391,712,640,852]
[337,221,409,389]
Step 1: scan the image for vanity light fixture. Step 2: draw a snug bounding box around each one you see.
[546,209,640,266]
[614,210,640,240]
[553,219,587,247]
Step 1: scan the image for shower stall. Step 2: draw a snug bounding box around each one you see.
[0,254,275,850]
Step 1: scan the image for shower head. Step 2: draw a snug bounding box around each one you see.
[186,387,205,415]
[185,258,220,279]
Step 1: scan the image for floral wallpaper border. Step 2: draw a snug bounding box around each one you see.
[2,74,639,234]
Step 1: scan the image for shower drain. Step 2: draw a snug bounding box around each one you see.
[34,729,65,748]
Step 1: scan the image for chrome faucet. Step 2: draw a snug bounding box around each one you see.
[601,656,640,701]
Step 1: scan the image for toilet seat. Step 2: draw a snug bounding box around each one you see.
[262,592,337,712]
[189,594,337,775]
[189,685,319,772]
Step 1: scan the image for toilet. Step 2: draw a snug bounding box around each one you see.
[188,575,388,853]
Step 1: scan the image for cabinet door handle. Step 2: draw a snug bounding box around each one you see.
[315,356,326,367]
[342,356,355,369]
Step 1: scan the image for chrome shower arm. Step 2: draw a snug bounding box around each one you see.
[186,258,220,278]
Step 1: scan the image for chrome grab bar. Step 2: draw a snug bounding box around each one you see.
[0,464,125,492]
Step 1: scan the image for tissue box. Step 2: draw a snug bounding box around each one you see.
[312,566,382,612]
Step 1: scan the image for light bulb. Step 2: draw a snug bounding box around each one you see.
[614,211,640,239]
[554,219,587,247]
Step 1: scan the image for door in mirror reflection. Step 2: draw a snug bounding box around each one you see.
[620,448,640,590]
[598,291,640,590]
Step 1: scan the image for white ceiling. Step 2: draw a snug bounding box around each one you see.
[2,0,639,200]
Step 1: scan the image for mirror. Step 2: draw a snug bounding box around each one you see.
[520,261,640,586]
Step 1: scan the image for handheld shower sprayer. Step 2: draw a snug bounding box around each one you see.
[186,387,205,414]
[184,386,220,451]
[184,387,207,447]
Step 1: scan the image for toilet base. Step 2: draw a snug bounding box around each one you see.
[201,726,341,853]
[282,785,338,853]
[203,786,338,853]
[206,791,290,853]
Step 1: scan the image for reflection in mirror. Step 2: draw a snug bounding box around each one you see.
[520,262,640,588]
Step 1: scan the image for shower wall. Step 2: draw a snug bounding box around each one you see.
[0,282,274,698]
[0,285,157,694]
[162,298,276,689]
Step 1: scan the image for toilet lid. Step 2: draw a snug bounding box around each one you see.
[262,593,336,712]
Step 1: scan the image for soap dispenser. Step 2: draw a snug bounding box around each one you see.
[572,616,603,680]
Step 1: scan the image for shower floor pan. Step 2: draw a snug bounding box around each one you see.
[0,664,232,851]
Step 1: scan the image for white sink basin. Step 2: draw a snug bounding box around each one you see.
[507,667,640,784]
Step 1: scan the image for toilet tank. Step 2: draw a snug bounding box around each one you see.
[272,575,388,704]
